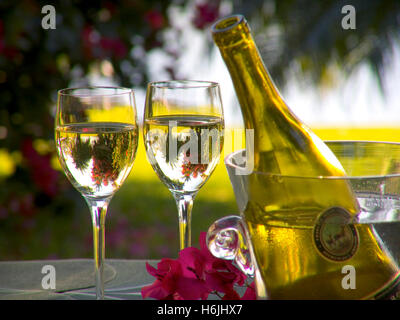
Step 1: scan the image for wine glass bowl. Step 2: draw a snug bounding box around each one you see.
[56,89,138,198]
[55,87,138,299]
[143,80,224,249]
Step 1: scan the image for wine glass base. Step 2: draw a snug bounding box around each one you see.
[64,284,151,300]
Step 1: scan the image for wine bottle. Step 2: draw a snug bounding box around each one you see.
[212,15,400,299]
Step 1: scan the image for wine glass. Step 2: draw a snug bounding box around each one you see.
[143,80,224,250]
[55,87,138,299]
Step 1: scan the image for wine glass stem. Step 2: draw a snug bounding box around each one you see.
[86,197,110,300]
[173,193,196,250]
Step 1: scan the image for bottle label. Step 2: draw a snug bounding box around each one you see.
[313,207,359,262]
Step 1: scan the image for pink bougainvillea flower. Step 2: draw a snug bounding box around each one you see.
[176,277,209,300]
[144,9,164,30]
[142,232,256,300]
[141,257,209,300]
[99,37,127,59]
[241,281,257,300]
[192,1,220,29]
[21,138,59,197]
[222,289,241,300]
[178,246,206,278]
[141,258,182,300]
[81,25,127,59]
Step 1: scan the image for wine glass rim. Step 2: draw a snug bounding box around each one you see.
[58,86,133,97]
[148,80,220,89]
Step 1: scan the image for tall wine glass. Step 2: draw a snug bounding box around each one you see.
[55,87,138,299]
[143,80,224,250]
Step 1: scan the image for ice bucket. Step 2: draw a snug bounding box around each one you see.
[207,141,400,299]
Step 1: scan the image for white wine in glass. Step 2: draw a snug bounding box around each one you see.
[55,87,138,299]
[144,81,224,250]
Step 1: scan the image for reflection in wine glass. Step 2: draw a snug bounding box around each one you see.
[143,80,224,250]
[55,87,138,299]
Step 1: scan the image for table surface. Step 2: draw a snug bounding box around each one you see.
[0,259,158,300]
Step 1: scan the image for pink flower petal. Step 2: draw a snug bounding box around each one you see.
[141,280,169,300]
[176,277,210,300]
[143,232,253,300]
[178,247,206,279]
[145,262,159,277]
[222,289,241,300]
[204,271,236,294]
[241,281,257,300]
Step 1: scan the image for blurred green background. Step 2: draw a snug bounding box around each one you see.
[1,0,399,260]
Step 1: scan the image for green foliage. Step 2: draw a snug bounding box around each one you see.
[0,0,171,149]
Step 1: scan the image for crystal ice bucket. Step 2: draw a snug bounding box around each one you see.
[207,141,400,299]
